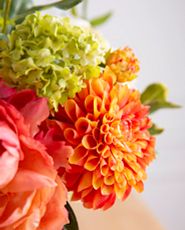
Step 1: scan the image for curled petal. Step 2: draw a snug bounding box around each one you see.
[69,145,88,165]
[82,135,97,149]
[75,117,91,135]
[64,99,83,122]
[92,127,100,140]
[101,184,114,195]
[100,124,110,134]
[84,155,99,171]
[114,183,126,199]
[84,95,95,113]
[89,78,107,97]
[101,67,117,87]
[92,170,103,190]
[101,149,111,159]
[115,160,124,172]
[64,128,80,145]
[77,172,92,192]
[100,159,109,175]
[97,143,107,154]
[124,168,136,185]
[93,96,105,119]
[104,132,113,145]
[104,175,115,186]
[100,163,109,177]
[114,171,126,185]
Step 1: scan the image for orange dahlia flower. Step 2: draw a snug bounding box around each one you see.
[106,47,140,82]
[55,67,155,210]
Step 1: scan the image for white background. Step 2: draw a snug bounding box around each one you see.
[36,1,185,229]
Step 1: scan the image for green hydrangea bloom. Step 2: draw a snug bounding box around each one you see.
[0,12,107,110]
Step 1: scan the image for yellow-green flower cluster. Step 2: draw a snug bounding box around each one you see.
[0,13,107,110]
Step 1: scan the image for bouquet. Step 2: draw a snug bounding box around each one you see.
[0,1,179,229]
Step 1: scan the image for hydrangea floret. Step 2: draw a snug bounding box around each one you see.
[0,12,108,110]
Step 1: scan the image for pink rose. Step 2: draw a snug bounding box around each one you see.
[36,119,73,173]
[0,86,69,229]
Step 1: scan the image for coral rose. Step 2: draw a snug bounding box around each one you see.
[0,85,68,229]
[51,67,155,210]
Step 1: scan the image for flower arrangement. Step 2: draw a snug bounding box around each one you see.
[0,0,179,229]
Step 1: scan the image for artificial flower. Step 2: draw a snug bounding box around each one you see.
[51,67,155,210]
[106,47,140,82]
[0,84,68,229]
[0,12,108,110]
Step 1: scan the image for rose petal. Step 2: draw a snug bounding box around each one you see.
[4,169,57,193]
[0,151,19,189]
[21,98,49,136]
[39,177,69,230]
[0,192,35,227]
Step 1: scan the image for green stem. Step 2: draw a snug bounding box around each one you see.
[0,0,4,9]
[2,0,11,34]
[82,0,88,19]
[64,202,79,230]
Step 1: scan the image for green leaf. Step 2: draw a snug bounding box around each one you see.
[53,0,83,10]
[90,11,112,27]
[141,83,167,104]
[64,202,79,230]
[71,7,78,17]
[141,83,181,113]
[149,101,180,113]
[149,124,164,135]
[9,0,33,18]
[15,0,83,22]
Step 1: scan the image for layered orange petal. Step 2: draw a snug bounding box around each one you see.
[54,67,155,210]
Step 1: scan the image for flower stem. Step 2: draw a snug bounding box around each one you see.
[2,0,11,34]
[82,0,88,19]
[64,202,79,230]
[0,0,4,9]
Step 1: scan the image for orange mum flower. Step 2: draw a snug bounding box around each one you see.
[55,67,155,210]
[106,47,140,82]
